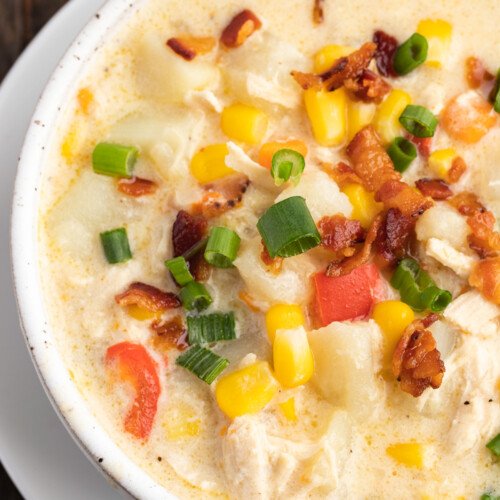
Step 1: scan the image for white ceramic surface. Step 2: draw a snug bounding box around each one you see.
[9,0,175,498]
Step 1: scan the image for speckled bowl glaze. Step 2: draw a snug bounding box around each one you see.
[11,1,175,498]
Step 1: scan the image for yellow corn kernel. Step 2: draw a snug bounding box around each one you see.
[273,327,314,388]
[126,305,162,321]
[386,442,424,468]
[279,397,297,422]
[313,45,354,73]
[163,402,201,439]
[61,127,79,162]
[428,148,457,180]
[77,87,93,115]
[221,103,268,144]
[373,89,412,144]
[417,19,452,68]
[304,87,347,147]
[347,99,376,142]
[215,361,278,419]
[190,143,235,184]
[342,183,383,229]
[265,304,305,344]
[372,300,415,368]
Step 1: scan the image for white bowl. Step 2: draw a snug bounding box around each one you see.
[11,1,175,498]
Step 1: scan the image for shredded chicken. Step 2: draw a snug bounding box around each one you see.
[220,9,262,48]
[166,36,216,61]
[117,177,158,196]
[115,282,181,312]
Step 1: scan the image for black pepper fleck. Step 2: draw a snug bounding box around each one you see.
[464,401,470,405]
[98,458,103,463]
[157,457,162,462]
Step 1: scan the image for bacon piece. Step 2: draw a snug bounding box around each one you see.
[467,210,500,258]
[465,56,494,90]
[192,173,250,219]
[448,191,486,216]
[260,241,283,275]
[374,208,414,268]
[150,316,188,351]
[166,36,216,61]
[406,134,432,158]
[447,156,467,183]
[318,215,365,255]
[117,177,158,197]
[115,283,181,312]
[189,252,212,282]
[373,30,398,77]
[323,161,363,188]
[344,69,391,104]
[290,70,322,90]
[393,315,445,397]
[415,178,453,200]
[376,180,433,217]
[326,213,382,277]
[220,9,262,48]
[172,210,207,257]
[469,257,500,305]
[313,0,325,24]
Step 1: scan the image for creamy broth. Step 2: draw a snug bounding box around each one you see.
[39,0,500,498]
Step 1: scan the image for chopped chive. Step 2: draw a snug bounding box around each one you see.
[486,433,500,457]
[271,149,305,186]
[165,256,194,286]
[490,68,500,113]
[393,33,428,75]
[92,142,138,178]
[100,228,132,264]
[187,312,236,345]
[176,345,229,384]
[204,227,241,268]
[481,494,500,500]
[399,105,438,138]
[387,137,417,172]
[257,196,321,258]
[180,281,212,311]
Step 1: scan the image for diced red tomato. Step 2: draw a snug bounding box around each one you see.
[312,263,384,327]
[105,342,160,440]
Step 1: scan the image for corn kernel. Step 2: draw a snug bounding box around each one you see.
[190,143,235,184]
[304,88,347,147]
[347,99,376,142]
[372,300,415,368]
[313,45,354,73]
[417,19,452,68]
[61,127,79,162]
[279,397,297,422]
[77,87,94,115]
[127,305,162,321]
[265,303,305,344]
[258,140,308,169]
[428,148,457,179]
[386,442,424,468]
[273,327,314,388]
[373,89,412,144]
[221,103,268,144]
[215,361,278,419]
[163,402,201,439]
[341,183,383,229]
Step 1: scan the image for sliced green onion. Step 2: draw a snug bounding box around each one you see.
[187,312,236,344]
[486,433,500,457]
[176,345,229,384]
[180,281,212,311]
[393,33,428,75]
[165,256,194,286]
[92,142,138,178]
[100,228,132,264]
[204,227,241,268]
[391,258,452,312]
[387,137,417,172]
[271,149,305,186]
[490,68,500,113]
[399,105,438,138]
[481,494,500,500]
[257,196,321,258]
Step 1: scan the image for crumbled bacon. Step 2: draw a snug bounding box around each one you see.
[172,210,207,257]
[376,180,433,217]
[415,178,453,200]
[318,215,365,255]
[448,191,486,216]
[393,315,445,397]
[373,30,398,77]
[260,241,283,275]
[344,69,391,104]
[313,0,325,24]
[469,256,500,305]
[150,316,188,351]
[166,36,216,61]
[406,134,432,158]
[447,156,467,183]
[115,283,181,312]
[323,161,363,188]
[374,208,414,268]
[220,9,262,48]
[465,56,494,90]
[326,213,382,277]
[290,70,322,90]
[117,177,158,197]
[192,174,250,219]
[467,210,500,258]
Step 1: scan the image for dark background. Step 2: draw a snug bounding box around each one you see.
[0,2,68,497]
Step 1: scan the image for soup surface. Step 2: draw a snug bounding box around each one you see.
[38,0,500,498]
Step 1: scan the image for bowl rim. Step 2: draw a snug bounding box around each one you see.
[10,0,176,498]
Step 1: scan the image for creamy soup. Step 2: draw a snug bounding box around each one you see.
[38,0,500,498]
